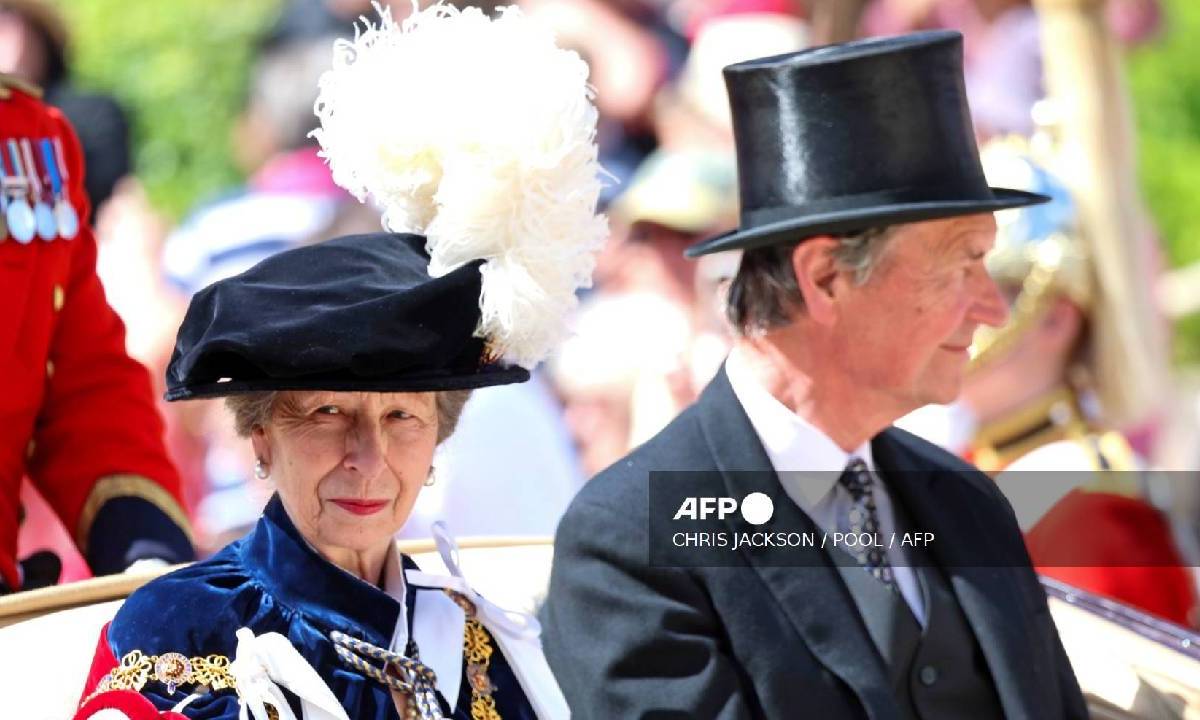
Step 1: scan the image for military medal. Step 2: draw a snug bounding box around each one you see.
[20,138,57,240]
[41,138,77,239]
[3,140,35,243]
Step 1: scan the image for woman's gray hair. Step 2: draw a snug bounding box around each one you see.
[724,226,896,335]
[225,389,472,444]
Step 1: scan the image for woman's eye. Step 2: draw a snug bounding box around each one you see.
[315,405,341,415]
[388,410,413,420]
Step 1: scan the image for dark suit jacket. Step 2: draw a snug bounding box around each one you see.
[541,368,1087,719]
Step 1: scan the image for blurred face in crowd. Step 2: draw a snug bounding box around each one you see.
[251,390,439,574]
[628,221,700,298]
[961,293,1084,422]
[0,10,48,82]
[797,214,1009,421]
[561,390,633,477]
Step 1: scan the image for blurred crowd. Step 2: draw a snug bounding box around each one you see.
[5,0,1197,616]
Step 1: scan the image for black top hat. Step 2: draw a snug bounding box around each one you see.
[165,233,529,400]
[685,30,1047,258]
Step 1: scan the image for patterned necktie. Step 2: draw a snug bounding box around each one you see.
[838,458,898,592]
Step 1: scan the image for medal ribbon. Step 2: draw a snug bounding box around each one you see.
[5,140,26,190]
[39,139,63,198]
[18,138,44,202]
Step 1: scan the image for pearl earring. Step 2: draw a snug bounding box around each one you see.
[254,459,269,480]
[424,466,436,487]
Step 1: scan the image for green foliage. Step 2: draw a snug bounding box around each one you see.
[58,0,281,219]
[1127,0,1200,362]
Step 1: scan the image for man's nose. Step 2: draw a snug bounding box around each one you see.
[972,271,1010,328]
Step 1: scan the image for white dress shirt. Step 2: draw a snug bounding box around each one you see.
[725,348,927,626]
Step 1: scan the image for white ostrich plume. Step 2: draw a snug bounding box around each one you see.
[312,2,608,369]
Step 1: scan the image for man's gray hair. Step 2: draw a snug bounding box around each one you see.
[225,390,472,444]
[725,226,896,335]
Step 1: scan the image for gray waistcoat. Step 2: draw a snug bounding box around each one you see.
[832,491,1005,720]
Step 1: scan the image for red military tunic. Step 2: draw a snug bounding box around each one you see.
[1027,487,1197,627]
[973,407,1198,628]
[0,75,192,591]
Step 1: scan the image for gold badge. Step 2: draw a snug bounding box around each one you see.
[153,652,193,695]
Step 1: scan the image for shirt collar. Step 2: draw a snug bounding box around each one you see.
[725,347,875,506]
[385,542,466,711]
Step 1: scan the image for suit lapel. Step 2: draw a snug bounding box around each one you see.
[694,370,899,719]
[873,429,1043,718]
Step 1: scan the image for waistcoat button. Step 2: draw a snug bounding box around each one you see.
[919,665,939,686]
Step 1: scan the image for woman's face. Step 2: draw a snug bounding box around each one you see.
[252,390,439,561]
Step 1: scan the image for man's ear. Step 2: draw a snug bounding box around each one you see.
[791,236,840,325]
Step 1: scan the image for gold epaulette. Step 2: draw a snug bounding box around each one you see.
[0,72,43,100]
[971,386,1087,472]
[971,386,1144,495]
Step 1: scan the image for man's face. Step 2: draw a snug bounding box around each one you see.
[829,214,1009,413]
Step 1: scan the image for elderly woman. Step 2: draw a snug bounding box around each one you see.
[73,5,604,720]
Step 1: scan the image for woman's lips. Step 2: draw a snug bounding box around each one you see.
[330,499,389,516]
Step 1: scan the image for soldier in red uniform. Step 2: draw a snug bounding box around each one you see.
[0,72,193,593]
[963,136,1193,626]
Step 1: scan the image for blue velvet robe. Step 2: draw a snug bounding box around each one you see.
[107,496,536,719]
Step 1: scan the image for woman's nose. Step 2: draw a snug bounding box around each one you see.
[343,422,386,478]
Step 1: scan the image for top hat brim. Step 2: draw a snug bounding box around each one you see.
[685,187,1048,258]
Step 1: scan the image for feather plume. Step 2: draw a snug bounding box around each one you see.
[312,2,607,368]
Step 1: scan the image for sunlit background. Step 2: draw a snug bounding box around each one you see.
[7,0,1200,625]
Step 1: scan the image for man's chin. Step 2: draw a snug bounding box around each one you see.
[914,378,964,410]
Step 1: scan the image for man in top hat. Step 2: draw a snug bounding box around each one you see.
[0,73,193,593]
[541,31,1087,719]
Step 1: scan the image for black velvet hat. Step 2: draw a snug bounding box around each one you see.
[685,30,1048,257]
[164,233,529,400]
